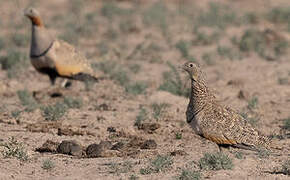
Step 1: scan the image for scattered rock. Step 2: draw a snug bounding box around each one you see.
[36,140,59,153]
[26,122,61,133]
[57,126,86,136]
[107,126,116,133]
[238,90,250,100]
[86,144,104,158]
[170,150,188,156]
[140,139,157,149]
[98,103,109,111]
[99,140,113,150]
[57,140,83,157]
[127,136,145,148]
[111,142,125,150]
[138,123,161,133]
[227,79,244,87]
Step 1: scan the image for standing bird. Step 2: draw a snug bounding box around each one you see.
[24,7,100,86]
[182,62,272,151]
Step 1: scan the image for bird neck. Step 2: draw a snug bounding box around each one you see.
[30,16,43,27]
[30,24,53,57]
[191,78,211,98]
[189,78,213,111]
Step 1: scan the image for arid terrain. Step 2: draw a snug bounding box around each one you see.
[0,0,290,179]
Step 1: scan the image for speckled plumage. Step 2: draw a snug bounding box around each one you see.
[24,7,100,85]
[183,62,271,151]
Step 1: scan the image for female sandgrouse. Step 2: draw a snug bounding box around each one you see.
[182,62,271,151]
[24,7,100,85]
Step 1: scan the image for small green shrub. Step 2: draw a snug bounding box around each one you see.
[17,89,38,112]
[63,96,82,109]
[283,117,290,130]
[125,82,147,95]
[257,149,270,159]
[42,159,55,170]
[41,102,67,121]
[108,161,133,174]
[0,137,28,161]
[233,151,244,159]
[237,29,288,60]
[151,103,169,120]
[247,96,258,109]
[175,132,182,140]
[140,155,173,174]
[199,152,233,170]
[0,51,26,70]
[176,169,201,180]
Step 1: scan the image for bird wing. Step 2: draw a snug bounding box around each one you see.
[49,40,94,77]
[199,103,270,148]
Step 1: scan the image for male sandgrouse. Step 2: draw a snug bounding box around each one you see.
[182,62,271,151]
[24,7,100,85]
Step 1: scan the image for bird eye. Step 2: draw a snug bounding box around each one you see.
[189,63,193,67]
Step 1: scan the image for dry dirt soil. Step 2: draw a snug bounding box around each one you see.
[0,0,290,179]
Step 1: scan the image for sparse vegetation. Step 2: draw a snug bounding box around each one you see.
[192,30,220,46]
[17,89,38,112]
[135,106,148,126]
[1,1,290,179]
[281,159,290,175]
[143,1,168,33]
[0,137,28,161]
[125,81,147,95]
[0,50,26,70]
[63,96,83,109]
[101,1,132,19]
[233,151,244,159]
[217,45,242,60]
[129,174,139,180]
[247,96,259,109]
[199,152,233,170]
[175,132,182,140]
[41,102,67,121]
[278,77,289,85]
[42,159,55,170]
[108,161,133,174]
[176,169,201,180]
[283,117,290,130]
[257,149,270,159]
[196,2,237,29]
[151,103,169,120]
[11,33,29,47]
[236,28,288,60]
[140,155,173,174]
[159,62,189,97]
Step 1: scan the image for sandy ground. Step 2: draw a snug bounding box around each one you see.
[0,0,290,179]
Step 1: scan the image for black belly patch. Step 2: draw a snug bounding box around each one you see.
[38,68,59,77]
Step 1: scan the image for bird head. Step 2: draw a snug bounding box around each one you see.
[182,62,201,82]
[24,7,43,27]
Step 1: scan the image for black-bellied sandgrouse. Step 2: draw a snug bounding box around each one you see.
[182,62,272,151]
[24,7,100,85]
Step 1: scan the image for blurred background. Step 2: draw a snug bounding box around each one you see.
[0,0,290,179]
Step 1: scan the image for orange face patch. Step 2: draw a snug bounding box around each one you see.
[29,16,43,27]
